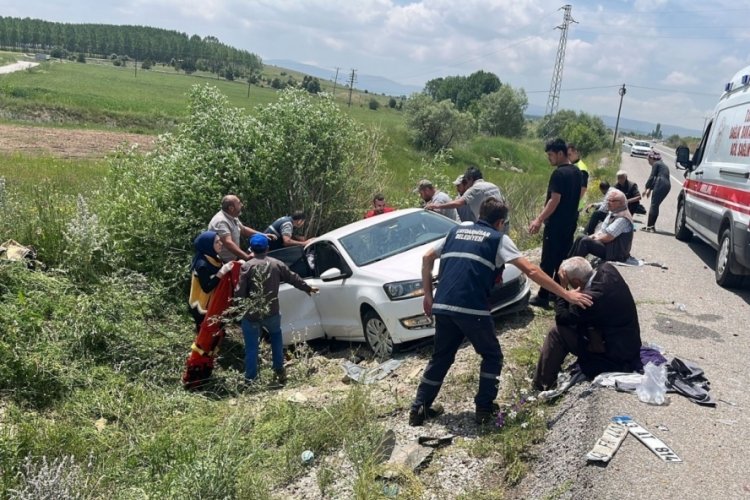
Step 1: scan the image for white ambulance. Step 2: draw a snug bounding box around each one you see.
[675,65,750,287]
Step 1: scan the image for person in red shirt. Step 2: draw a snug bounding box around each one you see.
[364,193,396,218]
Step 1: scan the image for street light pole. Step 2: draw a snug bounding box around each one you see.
[612,84,627,149]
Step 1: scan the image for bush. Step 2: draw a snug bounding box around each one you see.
[537,110,609,155]
[50,47,67,59]
[76,53,86,63]
[140,59,152,70]
[478,85,528,138]
[404,94,475,151]
[368,98,380,110]
[388,97,397,109]
[104,85,384,288]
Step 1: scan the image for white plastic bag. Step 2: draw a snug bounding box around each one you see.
[636,362,667,405]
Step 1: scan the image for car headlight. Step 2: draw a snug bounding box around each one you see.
[383,279,424,300]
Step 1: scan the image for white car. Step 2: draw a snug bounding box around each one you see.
[630,140,651,157]
[271,209,531,358]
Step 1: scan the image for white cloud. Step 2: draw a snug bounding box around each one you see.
[662,71,699,86]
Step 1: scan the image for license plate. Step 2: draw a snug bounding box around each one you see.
[586,422,628,462]
[612,415,682,463]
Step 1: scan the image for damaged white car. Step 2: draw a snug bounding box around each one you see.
[272,209,530,358]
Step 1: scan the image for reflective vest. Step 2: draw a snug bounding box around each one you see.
[433,220,502,316]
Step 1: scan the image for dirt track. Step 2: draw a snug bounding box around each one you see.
[0,124,156,158]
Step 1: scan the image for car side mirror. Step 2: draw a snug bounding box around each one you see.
[675,147,692,170]
[320,267,344,282]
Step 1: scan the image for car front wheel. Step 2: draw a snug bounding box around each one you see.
[716,228,742,288]
[363,310,394,360]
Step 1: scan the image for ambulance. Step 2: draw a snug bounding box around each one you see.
[675,65,750,287]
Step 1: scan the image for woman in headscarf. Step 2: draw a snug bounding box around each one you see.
[643,150,672,232]
[188,231,232,330]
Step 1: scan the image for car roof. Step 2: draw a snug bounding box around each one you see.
[315,208,444,242]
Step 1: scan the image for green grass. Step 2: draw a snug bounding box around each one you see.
[0,54,402,134]
[0,57,622,496]
[0,52,15,66]
[0,153,107,196]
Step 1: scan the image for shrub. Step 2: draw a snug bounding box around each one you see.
[62,195,118,284]
[368,98,380,110]
[404,94,475,151]
[76,53,86,63]
[104,85,384,288]
[141,59,152,70]
[388,97,397,109]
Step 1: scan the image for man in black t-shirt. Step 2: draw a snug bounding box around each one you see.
[528,138,582,308]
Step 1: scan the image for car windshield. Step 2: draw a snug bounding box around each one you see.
[635,141,650,147]
[339,211,456,266]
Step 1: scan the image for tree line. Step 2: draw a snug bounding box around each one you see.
[406,69,610,155]
[0,16,262,78]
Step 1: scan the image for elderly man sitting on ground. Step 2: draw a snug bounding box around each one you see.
[571,190,634,263]
[532,257,642,391]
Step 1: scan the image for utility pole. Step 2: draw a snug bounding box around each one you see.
[612,84,627,149]
[347,69,357,108]
[545,4,577,117]
[332,67,340,95]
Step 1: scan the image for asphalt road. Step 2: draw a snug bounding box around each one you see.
[571,148,750,499]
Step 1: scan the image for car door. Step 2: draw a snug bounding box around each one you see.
[306,240,363,340]
[269,246,324,345]
[684,121,715,240]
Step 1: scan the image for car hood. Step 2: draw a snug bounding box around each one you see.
[362,242,437,281]
[359,239,524,283]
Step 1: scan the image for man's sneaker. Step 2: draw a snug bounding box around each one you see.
[475,403,500,425]
[408,404,444,426]
[274,367,287,385]
[529,295,550,309]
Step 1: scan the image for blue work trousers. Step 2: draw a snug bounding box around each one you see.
[412,313,503,412]
[242,315,283,381]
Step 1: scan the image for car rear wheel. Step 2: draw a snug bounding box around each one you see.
[716,228,742,288]
[674,201,693,241]
[363,310,393,360]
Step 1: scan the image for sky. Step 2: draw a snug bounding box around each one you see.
[2,0,749,132]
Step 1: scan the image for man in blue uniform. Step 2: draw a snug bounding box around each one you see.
[265,211,310,252]
[410,198,592,426]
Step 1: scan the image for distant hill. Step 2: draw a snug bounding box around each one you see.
[526,103,702,138]
[267,59,422,97]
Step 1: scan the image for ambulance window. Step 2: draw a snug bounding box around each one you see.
[692,121,711,167]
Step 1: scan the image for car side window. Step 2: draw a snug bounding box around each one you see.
[308,242,350,278]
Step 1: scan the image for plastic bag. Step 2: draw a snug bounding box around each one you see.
[636,362,667,405]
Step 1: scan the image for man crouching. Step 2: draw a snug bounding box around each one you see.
[532,257,642,391]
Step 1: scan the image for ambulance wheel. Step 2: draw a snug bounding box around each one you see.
[674,201,693,242]
[716,229,742,288]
